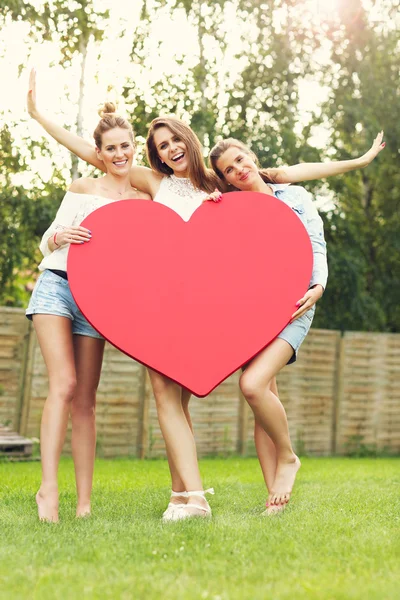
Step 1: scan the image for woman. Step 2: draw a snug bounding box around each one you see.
[27,102,150,522]
[28,69,384,519]
[208,136,370,513]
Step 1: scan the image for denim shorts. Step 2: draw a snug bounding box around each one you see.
[277,305,315,364]
[26,269,103,339]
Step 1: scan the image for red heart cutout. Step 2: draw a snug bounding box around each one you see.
[68,192,312,396]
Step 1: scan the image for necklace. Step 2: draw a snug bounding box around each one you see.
[99,183,133,196]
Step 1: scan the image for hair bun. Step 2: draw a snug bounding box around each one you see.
[98,102,117,118]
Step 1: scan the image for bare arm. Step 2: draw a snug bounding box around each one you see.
[44,179,92,253]
[270,132,385,184]
[28,69,105,171]
[27,69,159,196]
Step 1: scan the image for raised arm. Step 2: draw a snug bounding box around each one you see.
[270,132,385,184]
[28,69,105,172]
[27,69,159,196]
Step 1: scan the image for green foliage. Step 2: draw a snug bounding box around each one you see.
[0,0,108,55]
[0,122,65,306]
[313,0,400,331]
[1,0,399,331]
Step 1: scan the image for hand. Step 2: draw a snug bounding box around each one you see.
[54,226,92,247]
[203,188,222,203]
[360,131,385,166]
[291,285,324,321]
[27,68,39,119]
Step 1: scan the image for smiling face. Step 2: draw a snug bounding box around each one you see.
[215,146,261,191]
[96,127,135,176]
[153,126,189,177]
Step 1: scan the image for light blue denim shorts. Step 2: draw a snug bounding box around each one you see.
[26,269,103,339]
[277,305,315,364]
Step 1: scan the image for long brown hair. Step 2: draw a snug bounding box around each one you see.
[93,102,135,149]
[146,116,218,193]
[209,138,276,191]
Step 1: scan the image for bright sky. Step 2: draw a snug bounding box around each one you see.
[0,1,333,140]
[0,0,394,200]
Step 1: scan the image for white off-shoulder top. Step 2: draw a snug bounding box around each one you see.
[38,191,121,271]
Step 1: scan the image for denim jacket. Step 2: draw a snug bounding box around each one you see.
[269,185,328,290]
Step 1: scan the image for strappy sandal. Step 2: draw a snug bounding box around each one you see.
[172,488,215,520]
[162,490,188,522]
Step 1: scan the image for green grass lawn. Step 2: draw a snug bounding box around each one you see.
[0,457,399,600]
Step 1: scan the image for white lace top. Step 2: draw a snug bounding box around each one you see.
[153,175,208,221]
[38,191,121,271]
[39,177,207,271]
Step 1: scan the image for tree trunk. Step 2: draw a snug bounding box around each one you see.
[71,35,89,181]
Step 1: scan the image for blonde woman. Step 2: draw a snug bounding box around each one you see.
[27,102,150,521]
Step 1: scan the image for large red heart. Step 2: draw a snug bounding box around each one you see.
[68,192,312,396]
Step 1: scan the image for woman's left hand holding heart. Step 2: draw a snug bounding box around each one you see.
[203,188,222,203]
[291,285,324,321]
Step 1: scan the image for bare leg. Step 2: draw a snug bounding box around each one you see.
[165,387,193,507]
[254,377,279,493]
[33,315,77,522]
[240,339,300,507]
[255,378,284,514]
[71,335,105,517]
[181,387,193,431]
[149,370,208,514]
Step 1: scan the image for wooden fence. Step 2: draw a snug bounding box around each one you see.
[1,307,399,457]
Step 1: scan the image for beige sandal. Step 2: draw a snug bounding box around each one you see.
[162,490,188,522]
[172,488,215,520]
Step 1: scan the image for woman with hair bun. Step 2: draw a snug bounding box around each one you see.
[26,100,150,522]
[27,68,384,520]
[28,71,220,521]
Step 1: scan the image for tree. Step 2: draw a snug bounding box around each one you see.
[313,0,400,332]
[1,0,109,179]
[123,0,323,162]
[0,121,65,306]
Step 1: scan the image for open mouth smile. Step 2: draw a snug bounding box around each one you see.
[171,152,185,163]
[113,160,128,167]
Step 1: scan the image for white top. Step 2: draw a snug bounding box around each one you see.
[38,191,121,271]
[153,175,208,221]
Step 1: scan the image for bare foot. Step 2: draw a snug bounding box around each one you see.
[262,504,285,516]
[76,504,91,518]
[36,485,59,523]
[268,455,301,507]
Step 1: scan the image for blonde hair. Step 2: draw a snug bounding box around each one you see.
[146,116,219,194]
[209,138,276,190]
[93,102,135,149]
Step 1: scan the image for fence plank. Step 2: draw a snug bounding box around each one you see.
[136,365,149,459]
[331,332,345,454]
[0,307,399,458]
[15,320,35,435]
